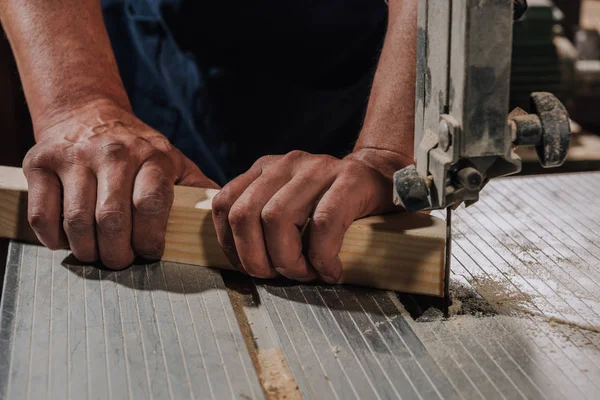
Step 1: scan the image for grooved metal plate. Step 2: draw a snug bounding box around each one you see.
[256,283,459,400]
[0,247,263,400]
[252,172,600,400]
[1,172,600,400]
[425,171,600,399]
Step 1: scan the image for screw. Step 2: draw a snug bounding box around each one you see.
[456,167,483,190]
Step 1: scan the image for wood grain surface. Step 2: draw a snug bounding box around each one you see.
[0,166,446,296]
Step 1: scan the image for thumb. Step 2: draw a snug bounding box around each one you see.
[177,155,221,189]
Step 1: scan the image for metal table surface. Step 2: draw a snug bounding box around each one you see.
[1,172,599,400]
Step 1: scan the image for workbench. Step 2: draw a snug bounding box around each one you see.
[1,172,599,400]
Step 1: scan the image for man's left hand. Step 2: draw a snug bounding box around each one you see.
[212,149,408,283]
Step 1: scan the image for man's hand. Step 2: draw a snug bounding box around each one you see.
[23,100,218,269]
[212,149,408,283]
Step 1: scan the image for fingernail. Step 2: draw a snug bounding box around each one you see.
[322,274,339,284]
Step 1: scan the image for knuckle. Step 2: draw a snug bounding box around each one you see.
[285,150,307,161]
[212,190,235,219]
[314,155,338,170]
[28,211,64,250]
[23,149,49,172]
[137,142,162,161]
[99,141,129,161]
[96,209,127,236]
[254,155,274,167]
[260,202,285,227]
[134,190,173,216]
[148,150,171,166]
[341,159,365,177]
[311,209,339,232]
[28,211,50,231]
[228,203,252,229]
[63,210,95,234]
[147,135,173,153]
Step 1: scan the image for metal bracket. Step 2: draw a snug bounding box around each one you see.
[394,0,569,212]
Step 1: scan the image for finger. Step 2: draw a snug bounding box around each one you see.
[229,171,291,278]
[308,177,364,283]
[61,167,98,262]
[25,168,68,250]
[212,166,263,271]
[262,172,336,281]
[176,151,220,189]
[132,155,176,260]
[95,164,135,269]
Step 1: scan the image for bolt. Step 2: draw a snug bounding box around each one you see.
[456,167,483,191]
[512,114,543,147]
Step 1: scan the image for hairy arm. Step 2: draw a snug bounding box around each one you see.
[0,0,130,133]
[0,0,215,269]
[350,0,418,175]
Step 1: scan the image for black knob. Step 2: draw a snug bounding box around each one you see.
[511,93,571,168]
[530,92,571,168]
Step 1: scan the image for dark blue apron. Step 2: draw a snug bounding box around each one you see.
[101,0,387,185]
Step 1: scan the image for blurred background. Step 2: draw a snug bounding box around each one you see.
[510,0,600,173]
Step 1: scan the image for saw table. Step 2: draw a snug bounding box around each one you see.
[1,1,598,398]
[1,171,599,400]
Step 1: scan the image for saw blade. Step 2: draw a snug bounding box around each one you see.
[443,207,452,318]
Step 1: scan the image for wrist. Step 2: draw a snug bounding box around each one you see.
[34,97,132,142]
[345,147,414,179]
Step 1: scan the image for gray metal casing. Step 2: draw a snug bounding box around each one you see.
[413,0,521,209]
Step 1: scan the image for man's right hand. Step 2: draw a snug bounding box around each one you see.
[23,100,218,269]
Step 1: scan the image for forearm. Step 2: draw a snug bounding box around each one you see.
[352,0,418,172]
[0,0,130,136]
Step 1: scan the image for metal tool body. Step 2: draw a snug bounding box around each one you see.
[394,0,571,213]
[395,1,572,313]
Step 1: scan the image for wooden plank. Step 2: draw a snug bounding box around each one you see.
[0,166,447,296]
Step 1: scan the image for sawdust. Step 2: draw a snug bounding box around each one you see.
[416,307,444,322]
[449,280,499,317]
[470,277,535,316]
[414,278,535,322]
[457,279,600,335]
[415,277,600,340]
[257,348,302,400]
[547,317,600,334]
